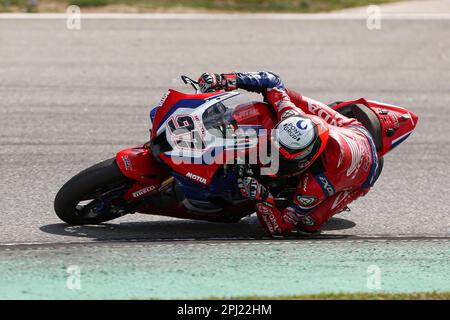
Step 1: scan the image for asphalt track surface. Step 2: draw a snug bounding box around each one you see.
[0,16,449,246]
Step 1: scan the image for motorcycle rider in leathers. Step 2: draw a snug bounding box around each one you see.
[197,71,381,235]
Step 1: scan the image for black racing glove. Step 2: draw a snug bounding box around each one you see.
[197,73,223,93]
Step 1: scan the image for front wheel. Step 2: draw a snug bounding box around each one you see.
[54,158,131,225]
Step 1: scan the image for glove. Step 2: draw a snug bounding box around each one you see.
[233,164,255,178]
[266,87,302,120]
[238,177,269,202]
[198,73,223,93]
[198,72,238,93]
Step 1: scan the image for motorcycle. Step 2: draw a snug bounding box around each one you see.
[54,75,418,225]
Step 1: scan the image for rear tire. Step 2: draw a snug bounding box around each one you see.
[54,158,129,225]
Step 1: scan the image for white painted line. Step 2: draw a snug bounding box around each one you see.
[1,13,450,20]
[0,237,448,247]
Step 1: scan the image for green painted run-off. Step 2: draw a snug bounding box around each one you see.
[0,239,448,299]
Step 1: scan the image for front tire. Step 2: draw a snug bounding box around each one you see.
[54,158,130,225]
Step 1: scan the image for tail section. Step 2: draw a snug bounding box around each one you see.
[332,99,419,157]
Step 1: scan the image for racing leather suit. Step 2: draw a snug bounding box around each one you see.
[225,71,381,234]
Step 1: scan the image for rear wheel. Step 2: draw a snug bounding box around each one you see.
[54,158,131,225]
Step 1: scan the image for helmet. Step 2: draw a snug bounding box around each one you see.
[271,115,329,176]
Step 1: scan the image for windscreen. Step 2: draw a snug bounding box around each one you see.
[201,93,252,139]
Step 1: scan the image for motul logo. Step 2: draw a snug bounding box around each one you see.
[186,172,207,184]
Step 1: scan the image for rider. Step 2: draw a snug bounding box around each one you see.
[197,71,381,235]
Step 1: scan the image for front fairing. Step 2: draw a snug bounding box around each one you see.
[150,90,267,186]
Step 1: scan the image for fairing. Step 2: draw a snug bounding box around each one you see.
[332,98,419,157]
[151,90,277,185]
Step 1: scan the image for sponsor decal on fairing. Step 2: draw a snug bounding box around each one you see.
[132,185,156,198]
[121,155,131,171]
[186,172,207,185]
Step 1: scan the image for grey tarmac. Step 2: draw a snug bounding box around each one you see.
[0,17,449,245]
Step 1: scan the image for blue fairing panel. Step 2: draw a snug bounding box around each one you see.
[173,169,241,205]
[150,107,157,123]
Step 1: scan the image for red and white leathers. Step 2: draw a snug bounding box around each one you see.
[259,88,380,234]
[220,72,381,235]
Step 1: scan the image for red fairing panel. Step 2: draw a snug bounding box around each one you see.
[365,99,418,157]
[116,146,168,183]
[233,101,277,129]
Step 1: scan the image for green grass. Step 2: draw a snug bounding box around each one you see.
[1,0,39,12]
[217,292,450,300]
[1,0,399,13]
[66,0,397,12]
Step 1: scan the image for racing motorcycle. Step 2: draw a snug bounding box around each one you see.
[54,75,418,225]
